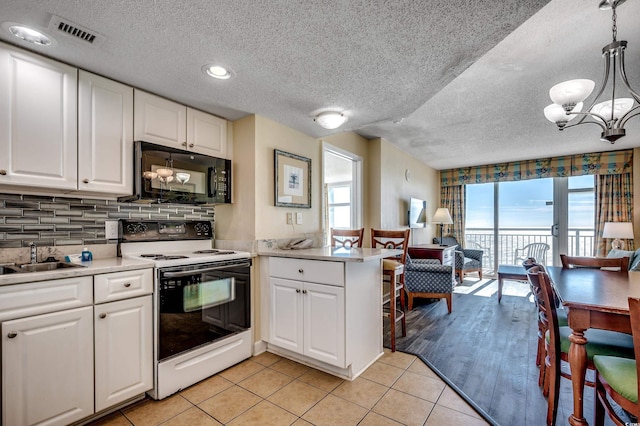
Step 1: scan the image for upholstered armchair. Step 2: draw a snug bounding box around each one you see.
[404,258,454,313]
[433,236,483,282]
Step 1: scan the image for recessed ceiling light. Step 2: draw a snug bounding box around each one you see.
[314,111,348,129]
[202,64,234,80]
[4,23,53,46]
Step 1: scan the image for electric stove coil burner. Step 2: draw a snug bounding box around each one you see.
[140,254,190,260]
[193,249,235,255]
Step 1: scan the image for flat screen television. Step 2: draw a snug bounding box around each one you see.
[409,197,427,228]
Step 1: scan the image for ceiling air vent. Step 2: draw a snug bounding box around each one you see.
[48,15,105,46]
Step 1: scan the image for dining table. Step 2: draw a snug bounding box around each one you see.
[546,266,640,426]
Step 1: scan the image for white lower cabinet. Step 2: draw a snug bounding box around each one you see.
[94,295,152,412]
[1,268,153,426]
[2,306,94,426]
[269,260,345,368]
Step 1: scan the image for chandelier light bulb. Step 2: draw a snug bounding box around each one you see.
[590,98,635,123]
[549,79,595,111]
[544,102,583,128]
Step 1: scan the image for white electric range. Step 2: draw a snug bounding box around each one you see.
[118,220,253,400]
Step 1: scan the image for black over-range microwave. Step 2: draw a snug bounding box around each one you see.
[122,141,232,204]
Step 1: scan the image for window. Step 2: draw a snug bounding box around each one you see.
[465,176,595,272]
[322,144,362,245]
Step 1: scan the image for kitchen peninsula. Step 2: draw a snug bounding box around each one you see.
[258,246,399,380]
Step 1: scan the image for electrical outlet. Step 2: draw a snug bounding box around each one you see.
[296,212,303,225]
[105,220,119,239]
[286,212,293,224]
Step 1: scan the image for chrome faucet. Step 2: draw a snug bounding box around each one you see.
[29,242,37,264]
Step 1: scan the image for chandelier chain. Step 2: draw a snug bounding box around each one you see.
[611,3,617,41]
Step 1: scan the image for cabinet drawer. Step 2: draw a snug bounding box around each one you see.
[269,257,344,286]
[94,268,153,303]
[0,276,93,321]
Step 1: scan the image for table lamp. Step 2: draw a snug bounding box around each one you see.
[602,222,634,250]
[432,208,453,244]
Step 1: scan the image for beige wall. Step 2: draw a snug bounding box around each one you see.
[368,138,440,245]
[220,115,440,244]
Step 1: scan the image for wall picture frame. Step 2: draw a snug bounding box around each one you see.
[274,149,311,208]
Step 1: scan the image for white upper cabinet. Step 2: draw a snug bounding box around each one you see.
[186,108,228,158]
[0,42,78,190]
[134,90,228,158]
[78,70,133,195]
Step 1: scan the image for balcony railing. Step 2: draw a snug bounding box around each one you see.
[464,228,595,275]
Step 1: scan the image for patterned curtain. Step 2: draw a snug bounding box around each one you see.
[440,185,465,246]
[595,173,634,256]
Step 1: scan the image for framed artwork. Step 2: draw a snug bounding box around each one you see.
[274,149,311,208]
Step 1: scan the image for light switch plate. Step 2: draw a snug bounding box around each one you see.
[105,220,119,240]
[286,212,293,224]
[296,212,303,225]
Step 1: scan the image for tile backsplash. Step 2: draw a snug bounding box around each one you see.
[0,193,215,248]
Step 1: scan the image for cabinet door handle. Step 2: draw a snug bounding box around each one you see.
[7,331,17,338]
[0,170,6,176]
[296,288,301,293]
[182,141,188,147]
[189,143,194,148]
[82,178,89,184]
[99,313,107,319]
[302,289,307,294]
[124,282,131,287]
[298,269,303,274]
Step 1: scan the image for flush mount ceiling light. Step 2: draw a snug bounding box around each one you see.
[202,64,234,80]
[543,0,639,144]
[314,111,348,129]
[3,22,53,46]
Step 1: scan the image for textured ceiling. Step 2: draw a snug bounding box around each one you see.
[0,0,639,170]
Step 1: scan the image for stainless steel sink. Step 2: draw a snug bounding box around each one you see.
[18,262,86,272]
[0,264,20,275]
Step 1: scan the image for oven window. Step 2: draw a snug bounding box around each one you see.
[158,263,250,361]
[183,278,235,312]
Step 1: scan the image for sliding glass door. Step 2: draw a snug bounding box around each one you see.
[466,176,595,274]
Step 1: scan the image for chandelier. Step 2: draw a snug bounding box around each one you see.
[543,0,640,144]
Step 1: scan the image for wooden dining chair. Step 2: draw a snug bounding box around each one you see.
[330,228,364,248]
[371,229,410,352]
[560,254,629,271]
[534,269,635,425]
[593,296,640,425]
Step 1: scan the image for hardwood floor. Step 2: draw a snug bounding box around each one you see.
[389,277,609,426]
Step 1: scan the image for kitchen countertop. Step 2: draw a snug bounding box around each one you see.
[0,257,155,286]
[258,247,401,262]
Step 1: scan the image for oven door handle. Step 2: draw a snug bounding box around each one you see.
[162,262,251,278]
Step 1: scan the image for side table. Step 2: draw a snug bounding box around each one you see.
[408,244,456,267]
[497,264,528,303]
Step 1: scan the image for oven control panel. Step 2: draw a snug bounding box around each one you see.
[120,220,213,241]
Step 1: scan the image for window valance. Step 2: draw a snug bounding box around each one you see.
[440,149,633,187]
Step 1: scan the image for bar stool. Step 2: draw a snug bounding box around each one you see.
[371,229,410,352]
[330,228,364,248]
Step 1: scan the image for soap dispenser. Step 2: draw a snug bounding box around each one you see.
[81,247,93,261]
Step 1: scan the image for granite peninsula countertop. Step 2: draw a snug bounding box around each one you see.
[0,257,155,286]
[258,246,401,262]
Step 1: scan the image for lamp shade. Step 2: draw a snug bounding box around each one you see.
[590,98,635,122]
[544,102,583,124]
[549,79,595,107]
[602,222,634,239]
[432,208,453,225]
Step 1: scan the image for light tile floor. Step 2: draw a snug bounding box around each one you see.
[91,350,489,426]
